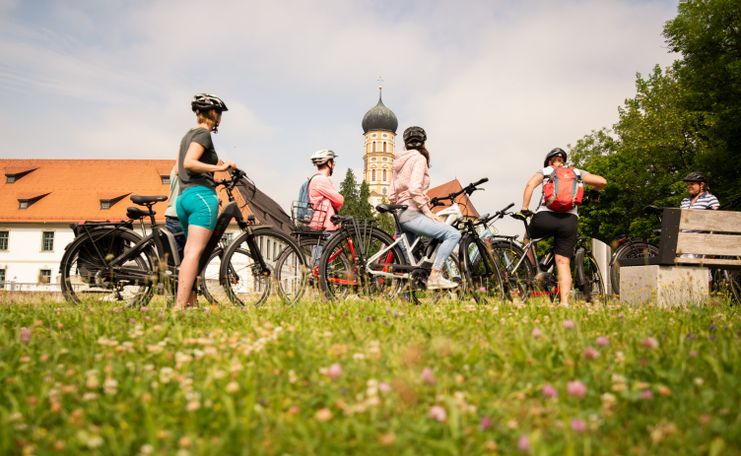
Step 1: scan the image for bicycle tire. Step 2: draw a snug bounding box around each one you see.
[489,240,534,302]
[610,241,658,294]
[575,248,607,305]
[460,234,506,303]
[293,235,328,289]
[318,225,405,301]
[220,227,308,306]
[199,246,232,305]
[60,227,156,307]
[711,267,741,305]
[406,255,466,305]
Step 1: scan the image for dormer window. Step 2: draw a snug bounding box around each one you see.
[17,192,50,209]
[98,193,129,210]
[161,175,171,185]
[5,167,37,184]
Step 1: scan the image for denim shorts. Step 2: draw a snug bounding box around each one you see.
[175,186,219,232]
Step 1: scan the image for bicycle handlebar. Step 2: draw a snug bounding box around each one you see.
[429,177,489,207]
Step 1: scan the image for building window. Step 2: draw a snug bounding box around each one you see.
[383,142,387,153]
[371,169,376,181]
[161,175,171,185]
[19,201,29,209]
[382,133,387,138]
[42,231,54,251]
[0,269,5,288]
[100,201,112,210]
[382,169,387,181]
[6,175,15,184]
[372,141,376,152]
[39,269,51,284]
[0,231,7,250]
[383,187,387,195]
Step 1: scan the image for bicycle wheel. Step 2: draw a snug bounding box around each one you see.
[460,234,506,303]
[610,241,658,294]
[574,248,607,304]
[318,225,405,301]
[490,240,533,302]
[408,255,465,305]
[712,268,741,305]
[60,227,156,307]
[199,246,231,305]
[221,227,308,306]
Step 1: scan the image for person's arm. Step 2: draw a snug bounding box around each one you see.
[407,156,434,218]
[583,172,607,191]
[313,177,344,210]
[183,141,235,173]
[521,173,544,211]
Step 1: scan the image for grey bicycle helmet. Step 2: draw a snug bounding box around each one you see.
[403,126,427,148]
[191,93,229,113]
[543,147,567,167]
[310,149,338,166]
[682,171,708,183]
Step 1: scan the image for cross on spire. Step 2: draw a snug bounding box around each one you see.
[377,76,384,101]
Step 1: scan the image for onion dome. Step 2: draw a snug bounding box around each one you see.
[362,88,398,134]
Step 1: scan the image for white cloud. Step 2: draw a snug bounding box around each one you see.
[0,0,680,234]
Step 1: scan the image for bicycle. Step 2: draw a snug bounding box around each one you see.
[60,169,308,307]
[488,209,607,304]
[426,182,506,303]
[608,205,662,294]
[318,178,491,305]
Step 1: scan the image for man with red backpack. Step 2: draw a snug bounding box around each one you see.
[518,147,607,306]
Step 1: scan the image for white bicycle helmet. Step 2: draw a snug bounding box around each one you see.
[310,149,338,166]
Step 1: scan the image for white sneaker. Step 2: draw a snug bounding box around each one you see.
[427,274,459,290]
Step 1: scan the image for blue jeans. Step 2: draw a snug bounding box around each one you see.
[165,216,186,260]
[400,214,461,270]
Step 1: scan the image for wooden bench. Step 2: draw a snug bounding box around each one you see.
[619,208,741,306]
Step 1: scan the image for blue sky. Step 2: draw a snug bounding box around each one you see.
[0,0,678,234]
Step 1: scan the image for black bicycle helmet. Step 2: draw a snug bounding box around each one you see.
[543,147,567,167]
[682,171,708,183]
[403,126,427,148]
[191,93,229,113]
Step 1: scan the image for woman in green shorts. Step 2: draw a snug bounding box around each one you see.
[175,93,237,310]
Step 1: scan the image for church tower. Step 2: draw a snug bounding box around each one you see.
[361,84,398,208]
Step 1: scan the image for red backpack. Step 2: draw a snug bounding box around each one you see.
[542,167,584,212]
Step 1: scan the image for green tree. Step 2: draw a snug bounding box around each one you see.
[572,66,705,242]
[663,0,741,206]
[338,169,359,216]
[357,181,375,219]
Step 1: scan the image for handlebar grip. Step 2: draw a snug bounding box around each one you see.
[503,202,515,212]
[472,177,489,187]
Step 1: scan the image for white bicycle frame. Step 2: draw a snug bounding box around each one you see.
[365,203,464,280]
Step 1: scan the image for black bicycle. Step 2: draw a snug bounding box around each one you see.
[608,205,662,294]
[59,169,308,307]
[488,209,607,304]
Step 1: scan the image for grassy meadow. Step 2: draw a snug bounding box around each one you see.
[0,292,739,455]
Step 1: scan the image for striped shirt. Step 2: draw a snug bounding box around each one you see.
[680,192,720,210]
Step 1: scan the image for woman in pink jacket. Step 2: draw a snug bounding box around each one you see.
[389,126,460,290]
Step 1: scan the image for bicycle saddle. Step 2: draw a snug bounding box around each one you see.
[375,204,408,214]
[131,195,168,205]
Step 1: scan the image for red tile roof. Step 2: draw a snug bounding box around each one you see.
[427,179,481,218]
[0,159,247,224]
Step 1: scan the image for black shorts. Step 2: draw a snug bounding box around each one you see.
[528,211,578,258]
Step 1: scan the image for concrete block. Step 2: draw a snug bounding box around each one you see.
[620,265,709,307]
